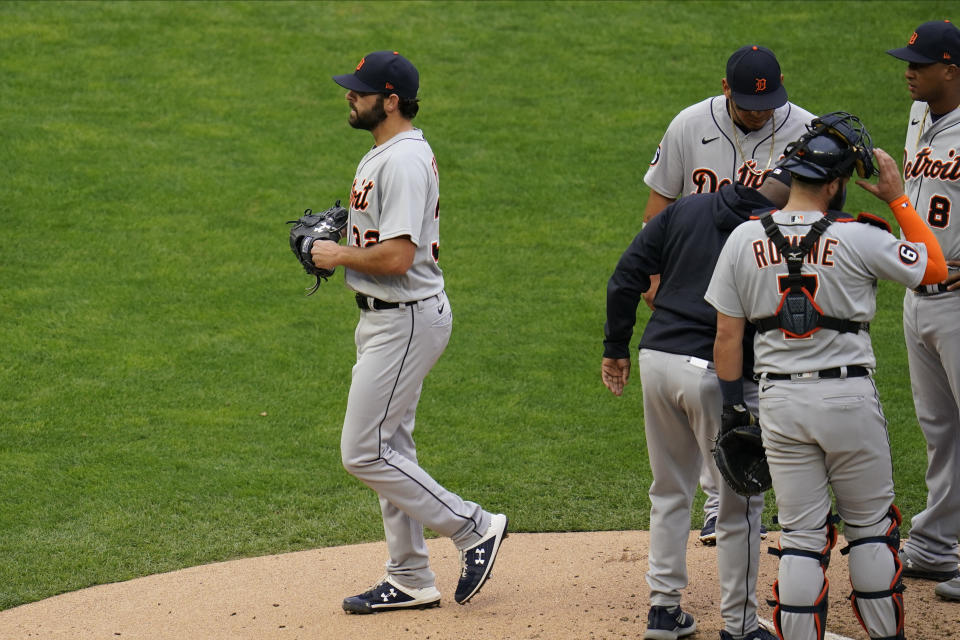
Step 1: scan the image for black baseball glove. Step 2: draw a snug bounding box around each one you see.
[712,404,772,496]
[287,200,349,295]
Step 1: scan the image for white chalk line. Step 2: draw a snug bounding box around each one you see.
[758,616,854,640]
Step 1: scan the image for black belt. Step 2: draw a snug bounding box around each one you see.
[765,365,869,381]
[355,293,420,311]
[913,283,950,296]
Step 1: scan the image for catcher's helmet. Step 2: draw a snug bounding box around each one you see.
[778,111,877,181]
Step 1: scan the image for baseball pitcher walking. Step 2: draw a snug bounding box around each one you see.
[313,50,507,614]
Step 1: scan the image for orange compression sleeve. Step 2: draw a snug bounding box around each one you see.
[889,195,948,284]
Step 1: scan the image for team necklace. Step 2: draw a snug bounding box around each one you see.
[916,105,930,147]
[729,104,775,177]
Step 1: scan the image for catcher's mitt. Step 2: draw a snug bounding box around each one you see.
[287,200,349,295]
[712,404,772,496]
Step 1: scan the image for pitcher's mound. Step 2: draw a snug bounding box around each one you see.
[1,531,956,639]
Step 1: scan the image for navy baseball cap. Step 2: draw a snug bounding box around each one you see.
[887,20,960,64]
[763,166,792,188]
[725,45,788,111]
[333,50,419,99]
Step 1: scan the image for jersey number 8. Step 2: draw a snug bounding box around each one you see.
[928,195,951,229]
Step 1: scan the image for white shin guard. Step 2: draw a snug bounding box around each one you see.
[769,515,838,640]
[840,505,905,640]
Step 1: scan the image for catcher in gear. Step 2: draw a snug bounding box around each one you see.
[287,200,348,294]
[706,112,947,640]
[712,403,772,497]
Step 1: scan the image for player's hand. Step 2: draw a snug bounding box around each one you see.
[311,238,341,271]
[642,274,660,311]
[856,148,904,203]
[720,403,756,435]
[601,357,631,396]
[945,260,960,291]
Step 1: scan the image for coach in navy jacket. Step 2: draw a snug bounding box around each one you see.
[599,169,791,640]
[604,170,790,371]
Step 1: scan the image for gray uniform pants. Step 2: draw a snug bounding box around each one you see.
[639,349,764,636]
[760,374,898,640]
[340,291,491,589]
[901,290,960,572]
[700,464,721,521]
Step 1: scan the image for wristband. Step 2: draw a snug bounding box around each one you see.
[718,378,744,406]
[887,194,910,209]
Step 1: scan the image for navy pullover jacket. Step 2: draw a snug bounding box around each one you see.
[603,183,777,373]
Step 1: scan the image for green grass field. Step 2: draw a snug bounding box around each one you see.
[0,0,953,610]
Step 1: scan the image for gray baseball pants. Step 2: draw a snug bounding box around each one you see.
[759,374,899,640]
[901,290,960,573]
[340,291,491,589]
[639,349,764,636]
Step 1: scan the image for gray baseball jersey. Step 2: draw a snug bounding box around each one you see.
[902,102,960,259]
[899,101,960,575]
[345,129,444,302]
[339,129,493,591]
[644,95,813,526]
[706,210,925,640]
[644,97,815,198]
[706,210,929,373]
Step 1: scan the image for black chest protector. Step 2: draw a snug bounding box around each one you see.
[754,211,870,339]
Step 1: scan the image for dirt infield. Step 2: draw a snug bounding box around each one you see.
[2,531,957,639]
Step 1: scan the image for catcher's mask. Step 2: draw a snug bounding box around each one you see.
[778,111,876,181]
